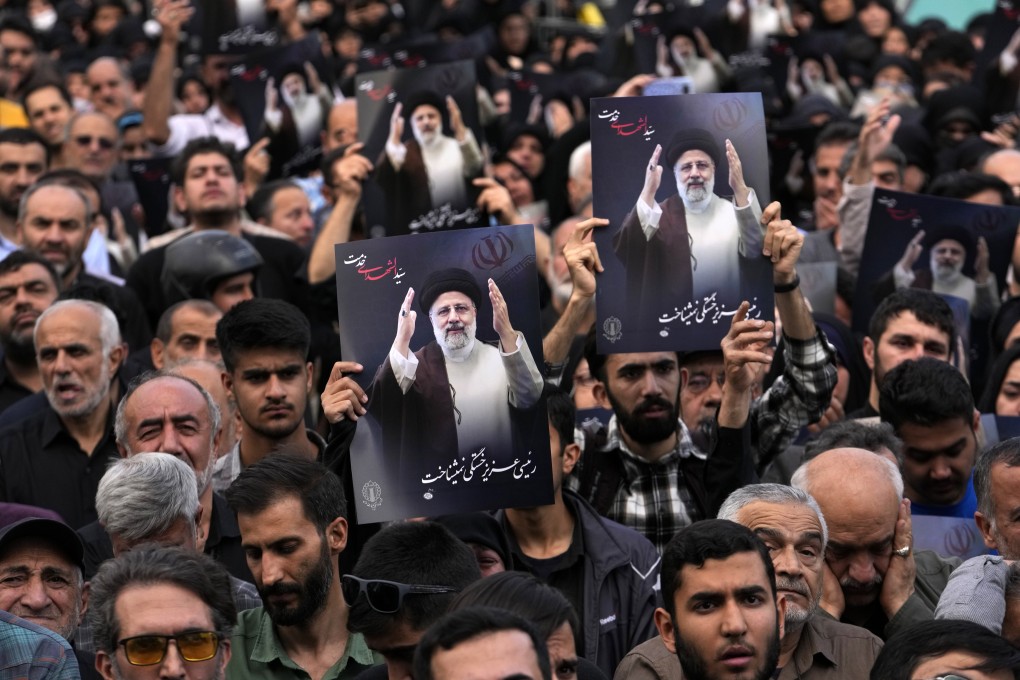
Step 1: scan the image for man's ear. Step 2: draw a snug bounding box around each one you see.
[680,367,690,390]
[172,185,187,215]
[150,338,165,370]
[976,511,998,551]
[862,336,875,371]
[326,516,348,556]
[222,370,234,400]
[562,442,581,476]
[79,580,90,625]
[653,607,677,654]
[97,650,117,680]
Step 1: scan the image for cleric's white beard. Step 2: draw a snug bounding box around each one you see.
[677,173,714,214]
[413,124,440,148]
[932,259,964,285]
[435,318,477,358]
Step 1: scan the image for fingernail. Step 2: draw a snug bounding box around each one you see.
[754,320,765,327]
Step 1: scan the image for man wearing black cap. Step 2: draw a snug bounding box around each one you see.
[0,516,99,678]
[377,91,483,232]
[615,128,763,318]
[890,223,999,319]
[367,267,543,490]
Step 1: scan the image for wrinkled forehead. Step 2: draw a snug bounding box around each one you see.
[675,149,713,168]
[431,291,473,312]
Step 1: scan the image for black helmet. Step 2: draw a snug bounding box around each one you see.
[161,230,264,305]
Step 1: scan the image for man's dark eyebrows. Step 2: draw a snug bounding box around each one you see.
[502,674,536,680]
[0,565,29,575]
[687,589,724,606]
[906,436,967,457]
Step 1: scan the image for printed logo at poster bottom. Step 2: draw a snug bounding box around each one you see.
[603,316,622,343]
[361,481,382,510]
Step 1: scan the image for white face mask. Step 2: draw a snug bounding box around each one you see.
[31,8,57,32]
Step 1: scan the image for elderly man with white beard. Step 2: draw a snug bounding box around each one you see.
[366,267,544,491]
[614,128,764,321]
[892,225,1000,320]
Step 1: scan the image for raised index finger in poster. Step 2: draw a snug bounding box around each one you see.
[355,61,487,238]
[334,224,552,523]
[591,92,773,354]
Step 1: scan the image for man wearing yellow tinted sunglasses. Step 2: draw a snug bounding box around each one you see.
[90,545,235,680]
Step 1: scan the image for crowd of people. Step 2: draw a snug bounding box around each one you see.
[3,0,1020,678]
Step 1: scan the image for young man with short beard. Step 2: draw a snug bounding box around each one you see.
[225,454,380,680]
[0,251,59,413]
[654,520,783,680]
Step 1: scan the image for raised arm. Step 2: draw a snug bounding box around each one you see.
[142,0,193,146]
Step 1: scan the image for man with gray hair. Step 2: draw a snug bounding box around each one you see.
[791,447,959,640]
[75,453,260,654]
[89,545,235,680]
[0,299,125,527]
[76,370,251,583]
[616,483,882,680]
[935,438,1020,639]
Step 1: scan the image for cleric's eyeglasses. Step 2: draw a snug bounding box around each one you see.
[118,632,222,666]
[341,575,459,614]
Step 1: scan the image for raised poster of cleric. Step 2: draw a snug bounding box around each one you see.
[334,225,552,522]
[355,61,487,237]
[591,92,773,353]
[851,188,1020,334]
[231,35,331,178]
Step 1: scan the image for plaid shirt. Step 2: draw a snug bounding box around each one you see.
[752,329,838,464]
[567,418,704,553]
[0,609,79,679]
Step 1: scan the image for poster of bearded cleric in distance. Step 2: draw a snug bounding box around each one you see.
[335,225,552,522]
[230,34,332,178]
[355,61,488,238]
[590,92,773,354]
[852,189,1019,335]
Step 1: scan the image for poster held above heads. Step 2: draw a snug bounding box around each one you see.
[230,34,331,178]
[355,61,489,238]
[334,224,552,523]
[590,92,774,354]
[851,189,1020,335]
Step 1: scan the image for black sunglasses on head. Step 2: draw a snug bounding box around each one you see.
[341,575,459,614]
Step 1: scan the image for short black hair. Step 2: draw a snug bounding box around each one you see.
[225,453,347,531]
[929,171,1015,205]
[870,619,1020,680]
[974,437,1020,521]
[545,384,574,455]
[347,521,481,638]
[878,356,974,432]
[88,545,236,655]
[248,179,302,223]
[921,31,976,72]
[0,127,50,165]
[413,606,552,680]
[21,79,73,111]
[155,299,221,344]
[215,298,310,373]
[450,571,581,647]
[0,250,60,291]
[814,121,861,151]
[661,519,775,620]
[804,420,903,461]
[169,136,242,186]
[0,16,39,47]
[867,288,956,349]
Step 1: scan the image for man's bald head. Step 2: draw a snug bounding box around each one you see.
[982,148,1020,198]
[793,447,903,505]
[792,448,905,609]
[324,100,358,152]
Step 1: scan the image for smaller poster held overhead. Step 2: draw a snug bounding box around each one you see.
[335,224,552,523]
[355,60,488,237]
[590,91,773,354]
